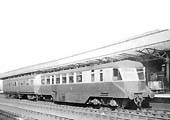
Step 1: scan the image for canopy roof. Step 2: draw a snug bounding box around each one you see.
[1,29,170,79]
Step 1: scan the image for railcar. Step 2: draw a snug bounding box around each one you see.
[3,60,154,109]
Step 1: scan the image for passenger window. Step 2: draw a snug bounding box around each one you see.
[13,82,16,86]
[46,76,50,84]
[51,76,54,84]
[62,74,67,83]
[76,72,82,83]
[91,74,95,82]
[100,70,103,81]
[69,73,74,83]
[30,80,34,85]
[41,76,45,85]
[56,75,60,84]
[91,70,95,82]
[26,81,29,86]
[23,81,26,86]
[21,82,23,86]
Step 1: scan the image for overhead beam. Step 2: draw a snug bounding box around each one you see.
[137,48,168,60]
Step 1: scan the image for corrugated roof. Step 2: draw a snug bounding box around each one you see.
[0,29,170,79]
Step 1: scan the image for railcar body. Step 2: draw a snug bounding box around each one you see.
[3,60,154,108]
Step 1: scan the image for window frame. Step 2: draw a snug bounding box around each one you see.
[62,73,67,84]
[100,70,103,82]
[76,72,82,83]
[69,73,74,83]
[55,74,60,84]
[113,68,122,80]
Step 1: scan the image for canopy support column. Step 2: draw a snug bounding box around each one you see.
[166,56,170,91]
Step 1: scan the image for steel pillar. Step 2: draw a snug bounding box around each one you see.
[166,56,170,91]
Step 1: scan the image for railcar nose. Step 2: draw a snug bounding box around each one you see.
[115,81,154,99]
[124,81,154,99]
[124,81,146,93]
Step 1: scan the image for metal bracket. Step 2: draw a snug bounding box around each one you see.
[137,48,169,62]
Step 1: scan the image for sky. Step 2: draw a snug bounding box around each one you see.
[0,0,170,73]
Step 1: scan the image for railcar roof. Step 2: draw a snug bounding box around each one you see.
[0,29,170,79]
[40,60,144,76]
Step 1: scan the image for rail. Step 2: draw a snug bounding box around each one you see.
[0,98,169,120]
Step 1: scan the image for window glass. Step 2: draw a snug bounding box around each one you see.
[14,81,17,86]
[91,74,95,82]
[100,73,103,81]
[69,73,74,83]
[113,69,118,77]
[91,70,95,82]
[56,74,60,84]
[62,74,67,83]
[41,76,45,85]
[76,72,82,82]
[137,68,144,80]
[113,68,122,80]
[119,68,138,81]
[21,82,23,86]
[46,78,50,84]
[23,81,26,86]
[30,80,33,85]
[26,81,29,86]
[51,76,54,84]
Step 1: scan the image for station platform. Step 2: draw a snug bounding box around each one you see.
[152,93,170,103]
[150,93,170,110]
[155,93,170,98]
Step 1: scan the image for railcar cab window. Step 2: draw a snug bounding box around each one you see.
[69,73,74,83]
[76,72,82,83]
[56,74,60,84]
[137,68,145,80]
[119,68,139,81]
[62,74,67,83]
[113,68,122,80]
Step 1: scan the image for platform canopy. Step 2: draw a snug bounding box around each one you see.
[1,29,170,79]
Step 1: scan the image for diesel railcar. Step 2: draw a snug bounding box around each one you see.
[3,60,154,109]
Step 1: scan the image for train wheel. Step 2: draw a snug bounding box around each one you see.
[109,99,118,107]
[90,98,101,105]
[86,97,102,109]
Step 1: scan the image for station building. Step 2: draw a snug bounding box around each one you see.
[0,29,170,95]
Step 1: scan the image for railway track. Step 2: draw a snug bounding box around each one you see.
[0,98,169,120]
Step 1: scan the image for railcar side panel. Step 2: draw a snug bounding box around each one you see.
[3,75,36,94]
[33,75,41,94]
[49,82,128,103]
[103,68,112,82]
[82,71,91,83]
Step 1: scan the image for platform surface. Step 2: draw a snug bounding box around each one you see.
[155,94,170,98]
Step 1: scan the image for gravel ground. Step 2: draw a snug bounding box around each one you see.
[0,113,16,120]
